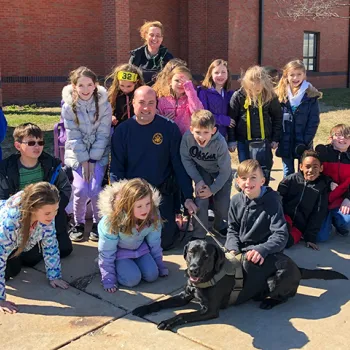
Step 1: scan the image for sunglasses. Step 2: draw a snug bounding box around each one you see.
[19,140,45,146]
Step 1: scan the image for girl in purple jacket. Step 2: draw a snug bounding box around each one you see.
[198,59,235,151]
[97,178,168,293]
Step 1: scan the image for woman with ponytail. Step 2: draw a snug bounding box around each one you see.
[62,66,112,242]
[0,182,69,314]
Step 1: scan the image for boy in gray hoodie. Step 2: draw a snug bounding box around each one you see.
[180,110,233,239]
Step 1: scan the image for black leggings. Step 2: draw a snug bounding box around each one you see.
[5,244,43,281]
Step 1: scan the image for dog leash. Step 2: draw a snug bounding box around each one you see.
[191,213,230,254]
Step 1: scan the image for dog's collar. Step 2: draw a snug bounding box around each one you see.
[192,253,243,291]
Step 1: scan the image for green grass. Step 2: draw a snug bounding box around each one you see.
[320,88,350,110]
[2,105,61,158]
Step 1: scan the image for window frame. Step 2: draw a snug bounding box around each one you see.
[303,31,319,72]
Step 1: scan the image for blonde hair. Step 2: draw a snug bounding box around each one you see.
[106,63,144,112]
[191,110,216,129]
[15,182,60,256]
[153,58,187,96]
[202,59,231,90]
[139,21,164,43]
[106,178,161,236]
[69,66,99,125]
[276,60,306,102]
[156,66,193,98]
[330,124,350,138]
[241,66,275,106]
[237,159,264,178]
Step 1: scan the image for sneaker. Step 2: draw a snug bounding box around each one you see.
[69,224,85,242]
[213,227,227,238]
[89,223,99,242]
[208,209,215,222]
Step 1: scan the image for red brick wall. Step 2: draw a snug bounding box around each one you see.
[1,0,104,103]
[1,0,349,103]
[129,0,181,59]
[263,0,349,73]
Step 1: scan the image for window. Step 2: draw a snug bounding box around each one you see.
[303,32,318,71]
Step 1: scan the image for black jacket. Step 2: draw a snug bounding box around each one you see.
[229,88,282,143]
[113,92,135,127]
[225,187,288,258]
[129,45,173,85]
[0,152,71,207]
[277,172,330,243]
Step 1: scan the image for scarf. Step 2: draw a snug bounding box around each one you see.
[287,80,309,108]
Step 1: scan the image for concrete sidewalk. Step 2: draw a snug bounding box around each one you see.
[2,157,350,349]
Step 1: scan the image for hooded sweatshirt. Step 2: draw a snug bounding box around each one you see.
[225,187,288,258]
[180,129,232,195]
[157,81,204,135]
[61,85,112,169]
[97,180,167,289]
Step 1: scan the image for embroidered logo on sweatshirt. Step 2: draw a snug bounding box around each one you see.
[152,133,163,145]
[189,146,217,161]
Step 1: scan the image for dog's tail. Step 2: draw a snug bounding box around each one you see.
[299,268,348,280]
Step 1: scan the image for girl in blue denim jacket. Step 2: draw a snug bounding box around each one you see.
[97,178,168,293]
[0,182,69,314]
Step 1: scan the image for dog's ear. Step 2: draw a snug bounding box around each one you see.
[214,245,226,273]
[183,242,190,261]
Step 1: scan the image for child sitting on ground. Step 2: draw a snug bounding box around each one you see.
[278,150,332,250]
[180,110,232,239]
[315,124,350,241]
[97,178,168,292]
[0,182,69,314]
[225,159,288,264]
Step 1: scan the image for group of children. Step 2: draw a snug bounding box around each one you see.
[0,55,349,314]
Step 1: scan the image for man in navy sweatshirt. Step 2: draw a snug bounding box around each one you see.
[110,86,197,250]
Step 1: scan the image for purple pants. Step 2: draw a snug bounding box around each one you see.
[73,163,105,224]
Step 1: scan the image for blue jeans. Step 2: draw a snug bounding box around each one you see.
[282,157,296,177]
[317,208,350,242]
[115,253,159,287]
[237,141,271,184]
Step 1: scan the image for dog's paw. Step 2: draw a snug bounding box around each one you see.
[157,320,172,331]
[259,298,285,310]
[132,305,150,317]
[157,315,182,331]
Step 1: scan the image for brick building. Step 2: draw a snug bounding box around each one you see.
[1,0,349,104]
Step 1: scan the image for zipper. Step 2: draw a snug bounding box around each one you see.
[175,98,179,119]
[337,152,341,183]
[292,180,306,221]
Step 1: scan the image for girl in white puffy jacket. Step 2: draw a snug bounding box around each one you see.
[62,66,112,242]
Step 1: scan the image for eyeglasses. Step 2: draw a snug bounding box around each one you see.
[19,140,45,146]
[332,133,350,140]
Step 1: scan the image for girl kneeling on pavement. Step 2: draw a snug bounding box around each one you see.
[0,182,69,314]
[97,178,168,293]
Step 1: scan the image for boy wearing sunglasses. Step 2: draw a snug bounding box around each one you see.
[0,123,73,265]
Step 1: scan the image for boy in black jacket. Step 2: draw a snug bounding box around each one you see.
[0,123,72,267]
[278,150,332,250]
[225,160,288,265]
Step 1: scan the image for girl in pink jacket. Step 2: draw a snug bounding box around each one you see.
[156,66,203,135]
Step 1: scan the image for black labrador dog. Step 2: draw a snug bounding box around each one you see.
[132,240,348,330]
